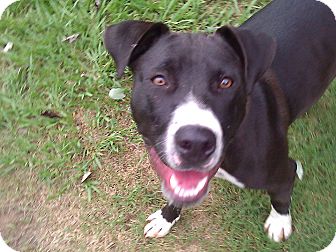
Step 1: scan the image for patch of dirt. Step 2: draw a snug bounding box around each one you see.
[0,168,123,251]
[0,170,44,251]
[73,108,102,147]
[0,106,217,251]
[72,105,157,195]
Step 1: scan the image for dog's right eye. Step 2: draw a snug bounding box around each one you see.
[218,77,234,89]
[151,75,166,86]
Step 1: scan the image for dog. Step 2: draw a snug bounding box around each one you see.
[103,0,336,242]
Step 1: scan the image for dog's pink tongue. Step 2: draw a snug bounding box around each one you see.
[170,169,207,188]
[148,148,208,189]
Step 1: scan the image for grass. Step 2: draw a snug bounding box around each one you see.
[0,0,335,251]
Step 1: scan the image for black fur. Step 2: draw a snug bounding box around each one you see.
[104,0,336,238]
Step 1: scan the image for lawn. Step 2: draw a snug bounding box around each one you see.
[0,0,335,251]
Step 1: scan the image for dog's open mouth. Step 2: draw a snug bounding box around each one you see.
[149,148,219,206]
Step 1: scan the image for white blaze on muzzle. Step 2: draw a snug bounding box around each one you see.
[165,94,223,169]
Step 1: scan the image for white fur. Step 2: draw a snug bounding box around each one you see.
[144,209,180,238]
[215,168,245,188]
[264,205,292,242]
[316,0,336,20]
[166,94,223,168]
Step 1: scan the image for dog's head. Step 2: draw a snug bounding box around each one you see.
[104,21,276,207]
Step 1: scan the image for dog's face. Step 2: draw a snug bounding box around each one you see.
[104,21,275,207]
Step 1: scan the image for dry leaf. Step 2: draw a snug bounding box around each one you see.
[81,171,92,183]
[95,0,100,10]
[109,88,125,100]
[41,110,62,119]
[296,160,303,180]
[80,72,89,78]
[2,42,13,52]
[62,33,80,43]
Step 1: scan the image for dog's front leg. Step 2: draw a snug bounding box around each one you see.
[264,159,297,242]
[144,203,181,238]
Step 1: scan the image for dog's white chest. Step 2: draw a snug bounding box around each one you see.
[215,168,245,188]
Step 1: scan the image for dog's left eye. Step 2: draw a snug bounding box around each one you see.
[218,77,233,89]
[151,75,166,86]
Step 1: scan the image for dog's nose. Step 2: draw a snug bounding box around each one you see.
[175,125,216,165]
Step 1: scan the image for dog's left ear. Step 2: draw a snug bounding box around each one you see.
[104,20,170,78]
[216,26,276,93]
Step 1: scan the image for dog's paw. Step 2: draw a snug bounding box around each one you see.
[264,206,292,242]
[144,209,180,238]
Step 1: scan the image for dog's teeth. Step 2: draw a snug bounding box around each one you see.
[179,188,185,197]
[183,190,188,198]
[196,177,207,191]
[187,190,192,197]
[174,185,181,195]
[200,177,207,187]
[191,189,196,197]
[170,174,178,189]
[187,190,191,197]
[183,190,190,198]
[171,176,208,198]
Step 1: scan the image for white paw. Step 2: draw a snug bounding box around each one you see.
[264,206,292,242]
[144,209,180,238]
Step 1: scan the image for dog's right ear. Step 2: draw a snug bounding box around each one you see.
[104,20,170,78]
[216,26,276,94]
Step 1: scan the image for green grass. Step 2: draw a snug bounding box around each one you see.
[0,0,335,251]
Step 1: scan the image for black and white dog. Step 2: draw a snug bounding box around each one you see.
[104,0,336,242]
